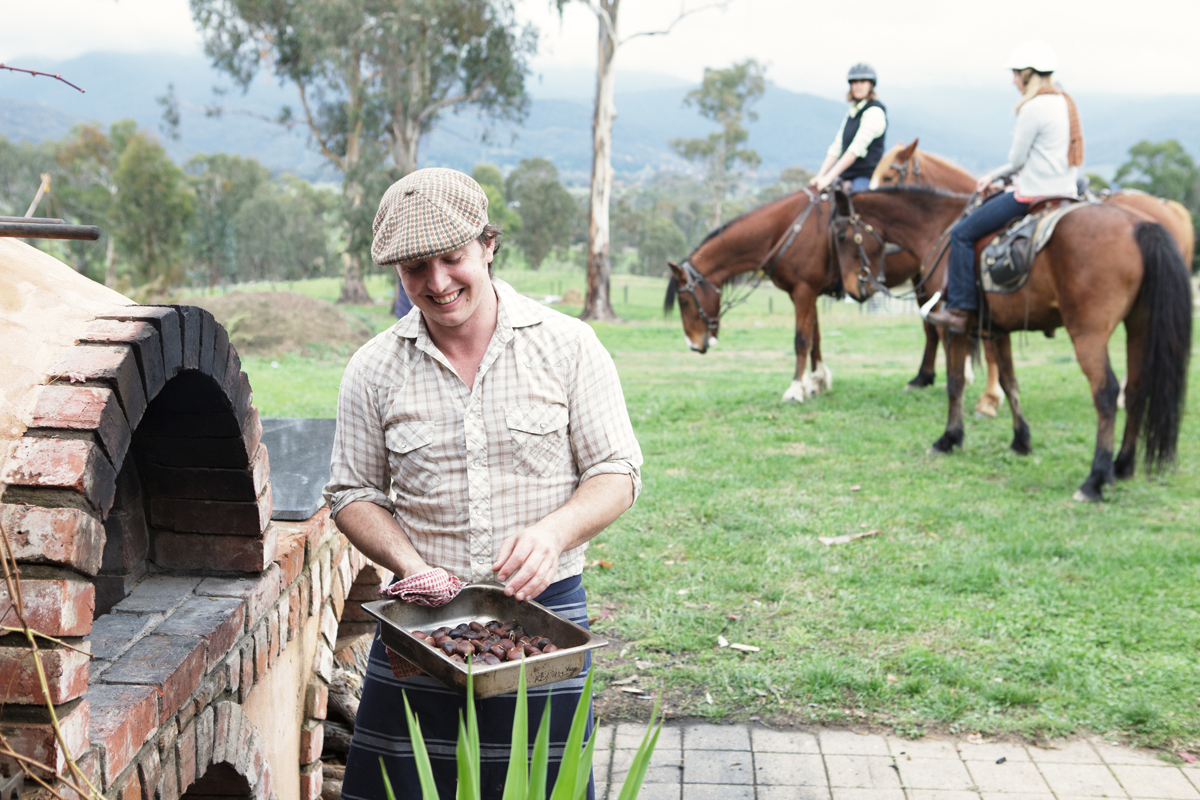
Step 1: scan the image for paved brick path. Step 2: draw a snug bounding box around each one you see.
[590,723,1200,799]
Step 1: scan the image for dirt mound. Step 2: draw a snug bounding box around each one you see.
[187,292,376,357]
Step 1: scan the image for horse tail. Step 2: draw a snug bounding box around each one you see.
[663,276,679,315]
[1133,221,1193,471]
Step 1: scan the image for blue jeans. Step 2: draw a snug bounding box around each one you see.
[849,176,871,193]
[946,192,1030,310]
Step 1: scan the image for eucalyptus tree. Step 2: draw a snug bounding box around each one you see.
[671,59,765,228]
[190,0,537,303]
[553,0,725,321]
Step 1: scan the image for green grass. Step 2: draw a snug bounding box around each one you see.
[241,273,1200,749]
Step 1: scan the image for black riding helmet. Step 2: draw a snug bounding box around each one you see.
[847,63,877,84]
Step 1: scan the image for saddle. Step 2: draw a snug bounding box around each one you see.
[976,197,1086,293]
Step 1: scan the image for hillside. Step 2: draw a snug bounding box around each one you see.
[3,53,1200,182]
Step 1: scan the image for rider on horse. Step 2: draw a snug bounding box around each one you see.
[927,40,1085,333]
[811,63,888,193]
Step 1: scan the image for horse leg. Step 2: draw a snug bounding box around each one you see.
[809,314,833,393]
[1114,312,1148,479]
[991,333,1030,454]
[930,330,969,453]
[974,339,1007,418]
[782,286,819,403]
[1071,332,1121,502]
[906,319,939,390]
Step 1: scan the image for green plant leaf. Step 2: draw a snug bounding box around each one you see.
[615,696,664,800]
[502,662,529,800]
[400,692,440,800]
[527,694,553,800]
[456,714,480,800]
[466,657,481,778]
[548,669,595,800]
[570,728,598,800]
[380,756,397,800]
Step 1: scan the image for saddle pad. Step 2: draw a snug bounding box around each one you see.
[980,201,1093,294]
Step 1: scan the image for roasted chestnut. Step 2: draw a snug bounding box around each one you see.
[506,647,525,660]
[455,641,473,658]
[522,644,542,656]
[541,644,559,654]
[441,641,457,656]
[481,653,501,666]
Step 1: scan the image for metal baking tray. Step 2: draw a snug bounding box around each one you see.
[362,585,608,699]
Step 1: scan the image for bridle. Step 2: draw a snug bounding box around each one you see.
[888,151,922,184]
[676,187,828,351]
[831,191,891,298]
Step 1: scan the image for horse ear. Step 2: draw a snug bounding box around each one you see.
[833,188,853,217]
[668,261,684,280]
[898,139,919,161]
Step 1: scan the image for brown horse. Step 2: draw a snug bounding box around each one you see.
[663,189,839,402]
[830,185,1192,501]
[662,187,953,402]
[872,139,1197,416]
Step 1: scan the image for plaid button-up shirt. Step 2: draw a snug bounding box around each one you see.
[323,279,643,584]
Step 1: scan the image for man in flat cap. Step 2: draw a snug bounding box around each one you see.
[325,168,642,800]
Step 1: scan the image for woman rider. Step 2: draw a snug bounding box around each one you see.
[927,41,1084,333]
[811,63,888,193]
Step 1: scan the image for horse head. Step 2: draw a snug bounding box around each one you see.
[666,259,722,353]
[869,139,921,190]
[830,188,891,302]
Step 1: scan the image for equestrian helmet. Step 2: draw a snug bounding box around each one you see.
[1005,40,1057,73]
[846,63,877,84]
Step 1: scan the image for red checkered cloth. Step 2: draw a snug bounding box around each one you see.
[380,568,465,680]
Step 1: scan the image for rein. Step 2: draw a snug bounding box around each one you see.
[676,188,827,347]
[831,192,891,298]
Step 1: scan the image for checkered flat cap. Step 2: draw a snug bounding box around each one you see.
[372,168,489,265]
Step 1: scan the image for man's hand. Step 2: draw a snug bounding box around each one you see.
[490,473,635,602]
[492,525,565,602]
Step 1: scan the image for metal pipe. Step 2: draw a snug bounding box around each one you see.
[0,216,64,224]
[0,222,101,241]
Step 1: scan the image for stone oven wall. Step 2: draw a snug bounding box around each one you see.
[1,245,383,800]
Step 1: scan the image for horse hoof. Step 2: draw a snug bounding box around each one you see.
[781,381,808,403]
[974,407,997,419]
[1072,488,1101,503]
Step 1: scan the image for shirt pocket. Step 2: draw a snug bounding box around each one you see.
[384,419,441,497]
[504,403,570,478]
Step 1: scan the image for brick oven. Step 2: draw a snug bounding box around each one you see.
[0,238,383,799]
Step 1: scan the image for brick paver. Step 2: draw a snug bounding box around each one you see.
[965,758,1053,794]
[755,753,825,786]
[1037,762,1127,796]
[1110,764,1200,799]
[590,724,1197,800]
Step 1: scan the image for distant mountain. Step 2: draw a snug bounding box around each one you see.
[3,52,1199,184]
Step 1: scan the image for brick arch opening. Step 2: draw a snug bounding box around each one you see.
[183,763,254,800]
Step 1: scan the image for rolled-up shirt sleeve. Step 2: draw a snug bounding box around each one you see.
[567,326,643,501]
[323,351,394,520]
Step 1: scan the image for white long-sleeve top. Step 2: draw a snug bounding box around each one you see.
[984,93,1078,199]
[826,100,888,160]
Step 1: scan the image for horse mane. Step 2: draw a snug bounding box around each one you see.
[689,189,810,257]
[870,185,968,199]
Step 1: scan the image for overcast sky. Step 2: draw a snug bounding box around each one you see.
[2,0,1197,97]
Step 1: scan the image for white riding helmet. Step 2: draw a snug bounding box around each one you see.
[1005,40,1057,73]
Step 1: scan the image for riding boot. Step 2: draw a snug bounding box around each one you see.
[926,307,972,334]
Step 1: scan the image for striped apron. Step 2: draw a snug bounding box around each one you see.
[340,576,595,800]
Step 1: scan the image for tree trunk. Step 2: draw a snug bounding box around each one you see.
[338,251,372,304]
[581,0,620,322]
[337,175,372,305]
[104,236,116,288]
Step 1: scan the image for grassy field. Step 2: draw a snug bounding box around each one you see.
[241,267,1200,751]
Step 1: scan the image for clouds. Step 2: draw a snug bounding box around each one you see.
[2,0,1196,97]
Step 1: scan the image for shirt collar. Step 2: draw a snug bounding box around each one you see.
[390,277,542,343]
